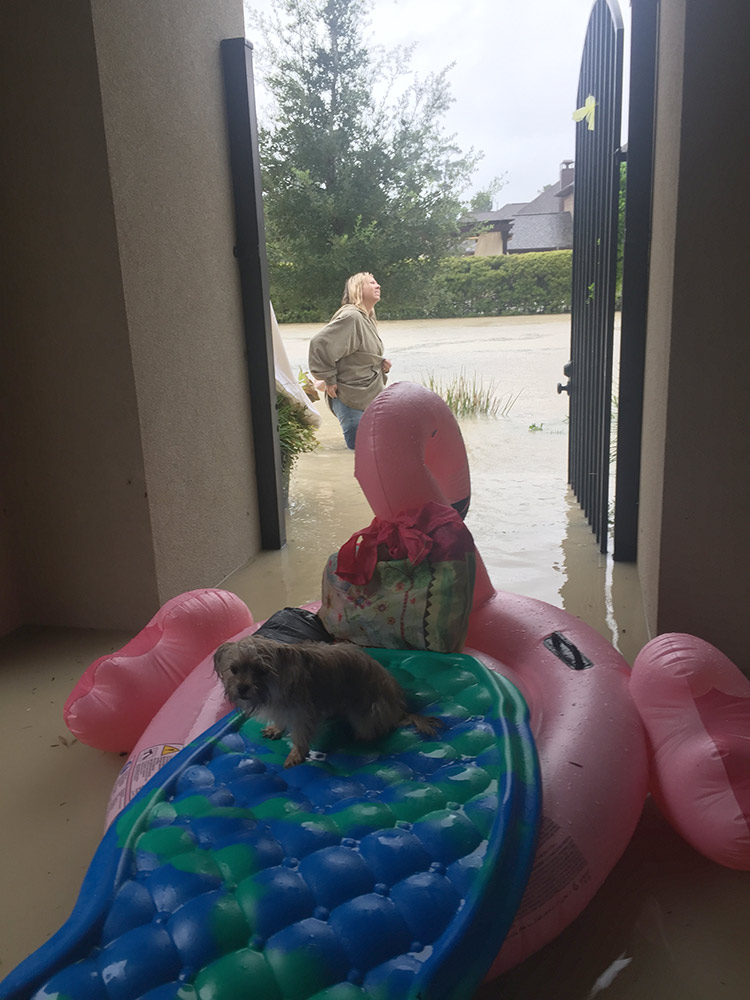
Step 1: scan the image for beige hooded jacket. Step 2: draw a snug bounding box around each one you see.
[308,304,387,411]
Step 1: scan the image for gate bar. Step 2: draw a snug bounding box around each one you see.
[613,0,658,561]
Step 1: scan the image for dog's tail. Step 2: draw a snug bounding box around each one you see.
[403,712,443,737]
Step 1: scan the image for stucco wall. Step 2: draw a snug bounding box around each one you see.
[475,231,506,256]
[0,1,158,631]
[639,0,750,671]
[0,0,260,632]
[637,0,685,640]
[90,0,258,602]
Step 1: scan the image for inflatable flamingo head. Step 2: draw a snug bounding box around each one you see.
[354,382,472,520]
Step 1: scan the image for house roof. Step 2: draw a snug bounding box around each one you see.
[506,211,573,252]
[488,203,527,220]
[515,180,564,216]
[462,167,575,250]
[469,204,525,224]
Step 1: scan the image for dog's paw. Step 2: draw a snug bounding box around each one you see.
[283,746,306,768]
[405,712,444,737]
[261,724,284,740]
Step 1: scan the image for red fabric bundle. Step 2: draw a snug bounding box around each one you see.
[320,502,476,653]
[335,501,473,585]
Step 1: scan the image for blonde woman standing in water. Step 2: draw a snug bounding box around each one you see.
[308,272,392,449]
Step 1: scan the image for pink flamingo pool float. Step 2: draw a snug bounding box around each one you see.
[60,382,750,983]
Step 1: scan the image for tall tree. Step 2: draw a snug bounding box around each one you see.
[469,175,507,214]
[249,0,480,319]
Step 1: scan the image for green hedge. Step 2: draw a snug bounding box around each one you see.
[418,251,572,319]
[271,250,572,323]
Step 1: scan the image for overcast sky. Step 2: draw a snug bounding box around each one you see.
[245,0,630,207]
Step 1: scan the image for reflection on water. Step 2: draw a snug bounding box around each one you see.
[478,795,750,1000]
[220,316,750,1000]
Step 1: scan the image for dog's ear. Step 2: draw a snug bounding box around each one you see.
[213,642,235,675]
[249,637,282,676]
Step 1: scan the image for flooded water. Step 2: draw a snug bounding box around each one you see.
[228,314,647,665]
[219,314,750,1000]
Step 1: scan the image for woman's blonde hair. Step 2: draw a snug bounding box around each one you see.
[341,272,376,317]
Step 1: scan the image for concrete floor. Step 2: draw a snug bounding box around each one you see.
[2,335,749,996]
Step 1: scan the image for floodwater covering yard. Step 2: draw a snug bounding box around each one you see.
[231,313,646,666]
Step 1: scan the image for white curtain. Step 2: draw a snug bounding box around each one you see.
[270,302,321,427]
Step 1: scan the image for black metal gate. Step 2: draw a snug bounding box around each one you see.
[613,0,658,561]
[560,0,624,552]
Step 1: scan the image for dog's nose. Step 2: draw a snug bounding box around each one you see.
[237,684,250,699]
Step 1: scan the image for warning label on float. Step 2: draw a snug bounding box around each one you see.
[108,743,184,817]
[506,814,590,931]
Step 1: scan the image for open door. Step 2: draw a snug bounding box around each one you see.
[561,0,624,553]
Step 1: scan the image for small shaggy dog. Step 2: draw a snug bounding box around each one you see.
[214,635,441,767]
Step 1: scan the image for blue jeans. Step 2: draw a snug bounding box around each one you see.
[330,396,364,450]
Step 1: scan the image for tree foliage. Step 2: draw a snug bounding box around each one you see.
[469,174,507,213]
[249,0,481,319]
[616,160,626,306]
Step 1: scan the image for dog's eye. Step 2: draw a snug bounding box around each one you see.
[230,665,239,675]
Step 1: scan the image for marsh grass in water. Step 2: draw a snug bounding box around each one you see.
[421,370,521,418]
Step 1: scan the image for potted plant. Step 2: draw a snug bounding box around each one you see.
[276,389,318,504]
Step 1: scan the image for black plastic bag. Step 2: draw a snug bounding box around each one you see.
[254,607,335,645]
